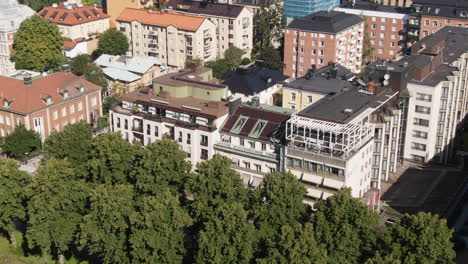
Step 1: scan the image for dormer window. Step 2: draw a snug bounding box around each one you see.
[77,84,85,93]
[3,99,11,108]
[61,90,69,99]
[435,8,440,14]
[461,11,467,17]
[43,95,53,105]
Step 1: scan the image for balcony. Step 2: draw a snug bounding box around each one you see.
[409,24,420,29]
[214,142,277,162]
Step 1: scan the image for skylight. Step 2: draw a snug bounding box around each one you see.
[230,116,248,134]
[248,120,267,138]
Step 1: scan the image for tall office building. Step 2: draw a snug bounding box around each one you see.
[285,0,340,22]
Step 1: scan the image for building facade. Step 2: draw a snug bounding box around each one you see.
[336,1,410,60]
[117,8,217,69]
[215,102,292,187]
[285,85,400,204]
[285,0,340,21]
[0,0,35,76]
[371,0,411,8]
[166,0,253,58]
[411,0,468,41]
[109,67,230,165]
[0,72,102,141]
[39,3,110,41]
[104,0,153,25]
[284,11,364,79]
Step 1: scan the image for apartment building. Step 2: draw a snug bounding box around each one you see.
[371,0,411,8]
[285,0,340,21]
[94,54,166,95]
[336,1,410,60]
[39,3,110,40]
[0,72,102,141]
[215,101,292,187]
[166,0,253,58]
[285,84,400,204]
[411,0,468,41]
[109,67,229,165]
[222,61,288,105]
[281,63,355,111]
[284,11,364,79]
[117,8,217,69]
[0,0,34,76]
[366,27,468,164]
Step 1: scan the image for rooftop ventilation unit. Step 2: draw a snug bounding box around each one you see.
[343,108,353,114]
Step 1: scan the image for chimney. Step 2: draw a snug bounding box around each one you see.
[23,73,32,86]
[228,97,241,115]
[251,96,260,107]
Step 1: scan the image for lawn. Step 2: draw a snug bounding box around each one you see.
[0,233,88,264]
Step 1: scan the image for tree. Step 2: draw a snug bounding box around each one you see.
[0,159,30,248]
[257,46,283,72]
[27,159,89,264]
[258,223,327,264]
[79,184,134,264]
[81,0,96,6]
[224,46,245,69]
[314,188,380,264]
[94,28,129,57]
[195,203,255,264]
[365,252,402,264]
[102,96,120,114]
[206,59,231,78]
[186,155,249,223]
[378,212,456,264]
[2,124,41,159]
[43,121,93,168]
[132,139,191,195]
[84,63,107,88]
[253,1,285,53]
[251,172,308,240]
[86,133,138,184]
[70,54,91,76]
[129,191,192,264]
[12,16,63,72]
[19,0,62,12]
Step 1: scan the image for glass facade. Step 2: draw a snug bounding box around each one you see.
[285,0,339,20]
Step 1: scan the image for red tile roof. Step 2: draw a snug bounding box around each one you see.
[0,73,101,114]
[38,3,109,26]
[117,8,205,32]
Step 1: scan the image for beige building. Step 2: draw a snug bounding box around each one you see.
[117,8,217,69]
[39,3,110,40]
[166,0,253,58]
[105,0,154,26]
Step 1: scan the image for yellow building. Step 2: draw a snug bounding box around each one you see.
[281,63,355,111]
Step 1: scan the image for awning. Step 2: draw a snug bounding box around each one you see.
[250,176,263,188]
[323,178,344,190]
[306,188,322,199]
[241,173,250,185]
[322,191,334,200]
[302,173,323,185]
[290,170,303,179]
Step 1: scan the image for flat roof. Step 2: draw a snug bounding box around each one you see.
[153,67,227,90]
[298,88,397,123]
[288,11,363,34]
[339,1,410,14]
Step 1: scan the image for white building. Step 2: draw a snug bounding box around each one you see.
[117,8,217,69]
[166,0,253,58]
[109,67,230,165]
[215,101,293,187]
[285,85,399,204]
[0,0,35,76]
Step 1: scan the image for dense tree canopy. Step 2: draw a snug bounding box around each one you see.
[253,0,285,53]
[314,188,380,264]
[206,46,246,78]
[257,46,283,72]
[70,54,91,76]
[0,159,30,247]
[19,0,61,12]
[12,16,63,72]
[93,28,129,58]
[1,124,41,159]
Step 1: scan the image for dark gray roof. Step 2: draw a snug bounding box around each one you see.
[298,88,396,123]
[340,0,410,14]
[287,11,363,34]
[166,0,245,18]
[413,0,468,19]
[283,63,355,95]
[418,26,468,65]
[222,62,288,96]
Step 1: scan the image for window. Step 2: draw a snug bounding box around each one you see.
[78,102,83,111]
[255,164,261,171]
[319,41,325,47]
[201,149,208,160]
[146,124,151,135]
[411,142,426,151]
[391,34,396,40]
[249,141,255,149]
[414,118,429,127]
[291,93,296,101]
[53,111,58,120]
[392,26,397,31]
[201,135,208,146]
[413,130,428,139]
[425,20,429,26]
[91,97,97,106]
[371,24,376,29]
[154,126,159,137]
[411,154,425,162]
[438,111,446,122]
[433,21,438,26]
[61,107,67,117]
[262,143,266,151]
[319,50,324,56]
[380,25,386,30]
[300,39,305,45]
[416,93,432,102]
[436,136,443,145]
[116,118,121,128]
[372,155,380,166]
[380,33,385,38]
[243,161,250,169]
[70,104,75,114]
[187,134,191,144]
[374,142,381,152]
[300,48,304,54]
[178,131,183,142]
[240,138,244,146]
[307,96,313,103]
[381,18,386,22]
[415,105,430,114]
[437,124,444,133]
[446,19,452,23]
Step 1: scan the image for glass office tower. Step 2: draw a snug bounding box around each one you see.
[285,0,340,21]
